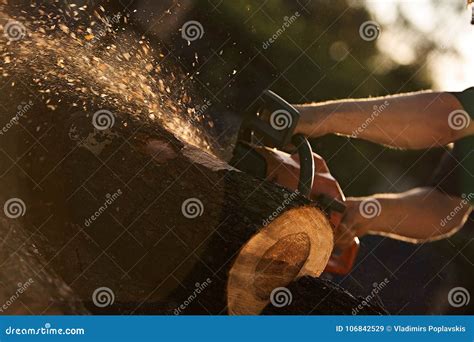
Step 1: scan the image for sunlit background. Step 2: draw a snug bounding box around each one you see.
[366,0,474,90]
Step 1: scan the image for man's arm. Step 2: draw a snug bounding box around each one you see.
[335,188,472,247]
[295,91,474,149]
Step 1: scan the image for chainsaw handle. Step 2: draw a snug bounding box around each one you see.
[315,193,346,214]
[324,238,360,275]
[291,134,315,197]
[317,194,359,275]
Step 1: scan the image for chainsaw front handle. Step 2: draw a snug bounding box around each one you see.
[291,134,314,197]
[232,89,361,275]
[315,193,359,275]
[324,238,360,275]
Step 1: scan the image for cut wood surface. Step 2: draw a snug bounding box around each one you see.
[228,206,333,315]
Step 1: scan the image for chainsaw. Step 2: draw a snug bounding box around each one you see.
[229,90,359,275]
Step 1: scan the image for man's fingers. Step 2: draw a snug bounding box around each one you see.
[311,152,330,173]
[312,173,345,200]
[333,222,356,249]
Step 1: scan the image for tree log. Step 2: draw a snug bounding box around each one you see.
[0,216,87,314]
[0,21,384,313]
[0,71,392,314]
[262,276,387,315]
[12,101,334,314]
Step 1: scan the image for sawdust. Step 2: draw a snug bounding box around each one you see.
[0,1,217,154]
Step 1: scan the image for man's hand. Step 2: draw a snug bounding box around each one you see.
[289,90,474,246]
[334,188,472,248]
[255,146,344,203]
[333,198,367,249]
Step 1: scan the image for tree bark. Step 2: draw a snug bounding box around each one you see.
[262,276,387,315]
[0,217,87,314]
[12,101,333,314]
[0,80,384,316]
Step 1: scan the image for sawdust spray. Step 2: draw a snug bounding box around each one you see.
[0,1,218,154]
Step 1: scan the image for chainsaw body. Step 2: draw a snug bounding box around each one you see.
[230,90,359,275]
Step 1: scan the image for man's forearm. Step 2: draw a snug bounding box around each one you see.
[348,188,472,243]
[294,91,471,149]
